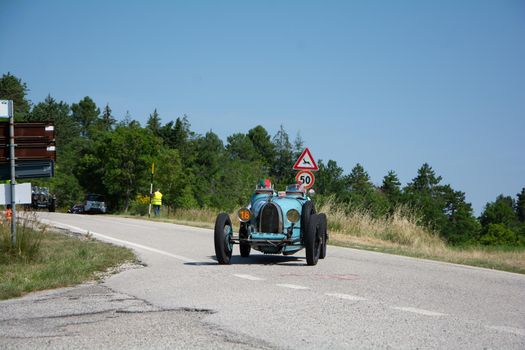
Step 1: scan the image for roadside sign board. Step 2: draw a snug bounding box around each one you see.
[0,183,32,205]
[0,160,54,180]
[0,122,56,161]
[0,100,13,118]
[293,147,319,171]
[295,170,315,189]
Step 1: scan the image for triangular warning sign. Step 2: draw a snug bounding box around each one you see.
[293,148,319,171]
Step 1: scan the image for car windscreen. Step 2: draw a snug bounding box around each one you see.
[86,194,104,202]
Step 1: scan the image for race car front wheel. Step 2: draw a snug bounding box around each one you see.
[214,213,233,264]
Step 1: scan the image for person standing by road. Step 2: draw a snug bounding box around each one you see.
[151,189,163,216]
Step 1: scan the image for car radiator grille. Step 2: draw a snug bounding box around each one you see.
[259,203,282,233]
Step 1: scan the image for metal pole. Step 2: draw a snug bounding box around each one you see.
[8,101,16,246]
[148,162,154,218]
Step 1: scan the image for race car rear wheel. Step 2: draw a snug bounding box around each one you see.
[239,224,251,258]
[318,213,327,259]
[214,213,233,264]
[305,214,321,266]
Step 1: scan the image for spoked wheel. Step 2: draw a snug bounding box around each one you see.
[305,214,321,266]
[214,213,233,264]
[239,224,251,258]
[318,213,327,259]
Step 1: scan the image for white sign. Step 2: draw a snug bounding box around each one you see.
[0,100,13,118]
[295,170,315,189]
[293,147,319,171]
[0,183,32,205]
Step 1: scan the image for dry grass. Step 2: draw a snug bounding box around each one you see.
[318,200,525,274]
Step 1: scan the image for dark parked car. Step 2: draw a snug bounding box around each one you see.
[31,186,56,212]
[68,204,84,214]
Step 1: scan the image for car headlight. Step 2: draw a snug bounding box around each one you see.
[286,209,300,223]
[237,208,251,222]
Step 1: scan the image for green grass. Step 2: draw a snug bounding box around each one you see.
[0,229,135,300]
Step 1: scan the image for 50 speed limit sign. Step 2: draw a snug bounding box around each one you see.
[295,170,315,189]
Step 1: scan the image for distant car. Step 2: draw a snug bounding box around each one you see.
[31,186,56,212]
[68,204,84,214]
[214,182,328,266]
[83,194,106,214]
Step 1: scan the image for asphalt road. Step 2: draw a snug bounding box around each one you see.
[2,212,525,349]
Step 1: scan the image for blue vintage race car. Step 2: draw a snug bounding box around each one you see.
[214,182,328,266]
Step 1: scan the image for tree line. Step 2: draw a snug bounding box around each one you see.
[1,72,524,247]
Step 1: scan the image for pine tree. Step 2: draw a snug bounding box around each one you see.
[101,104,116,131]
[71,96,100,137]
[381,170,402,204]
[146,108,161,135]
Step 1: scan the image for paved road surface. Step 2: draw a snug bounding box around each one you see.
[2,213,524,349]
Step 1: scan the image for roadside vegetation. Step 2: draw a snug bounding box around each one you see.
[2,72,525,274]
[0,216,135,300]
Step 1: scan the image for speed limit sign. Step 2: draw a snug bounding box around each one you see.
[295,170,315,189]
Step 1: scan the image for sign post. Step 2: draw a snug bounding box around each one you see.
[148,162,155,218]
[1,100,16,245]
[293,147,318,191]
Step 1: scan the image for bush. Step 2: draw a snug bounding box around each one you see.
[480,223,518,246]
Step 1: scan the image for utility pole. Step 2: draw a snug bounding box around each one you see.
[0,100,16,245]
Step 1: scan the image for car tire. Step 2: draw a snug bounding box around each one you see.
[301,201,316,239]
[239,224,251,258]
[318,213,327,259]
[305,213,321,266]
[214,213,233,264]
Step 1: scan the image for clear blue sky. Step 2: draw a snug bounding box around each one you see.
[1,0,524,214]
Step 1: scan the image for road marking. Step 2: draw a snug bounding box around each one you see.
[233,274,264,281]
[41,220,197,263]
[486,326,525,336]
[325,293,367,301]
[276,284,310,290]
[391,306,446,317]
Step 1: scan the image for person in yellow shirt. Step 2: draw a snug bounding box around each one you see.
[151,189,163,216]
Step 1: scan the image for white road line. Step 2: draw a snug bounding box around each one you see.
[325,293,367,301]
[486,325,525,336]
[233,274,264,281]
[391,306,446,317]
[276,284,310,290]
[41,220,197,263]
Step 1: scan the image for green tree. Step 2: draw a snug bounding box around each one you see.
[146,108,161,136]
[29,95,78,158]
[247,125,275,167]
[480,195,517,229]
[226,133,258,162]
[381,170,402,205]
[71,96,100,137]
[403,163,448,230]
[316,159,345,196]
[346,163,373,193]
[96,124,161,211]
[100,104,116,132]
[441,185,480,244]
[0,72,31,120]
[271,125,294,186]
[191,131,224,207]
